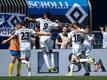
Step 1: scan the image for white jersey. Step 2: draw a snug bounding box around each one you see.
[69,31,84,45]
[83,34,93,55]
[102,32,107,48]
[79,28,90,45]
[36,18,58,42]
[68,31,84,55]
[84,34,91,45]
[15,27,36,50]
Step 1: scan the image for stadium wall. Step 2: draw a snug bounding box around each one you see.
[0,49,107,76]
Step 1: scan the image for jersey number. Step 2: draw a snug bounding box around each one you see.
[43,23,48,29]
[73,34,82,42]
[21,32,29,41]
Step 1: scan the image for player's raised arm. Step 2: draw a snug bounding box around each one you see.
[26,17,36,22]
[2,35,16,44]
[53,22,59,27]
[99,26,104,32]
[2,25,21,44]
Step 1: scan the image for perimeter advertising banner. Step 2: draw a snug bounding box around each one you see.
[0,49,107,76]
[28,0,91,25]
[0,13,25,36]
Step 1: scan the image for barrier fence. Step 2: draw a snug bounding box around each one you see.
[0,49,107,76]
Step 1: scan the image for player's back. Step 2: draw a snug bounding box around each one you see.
[36,18,58,32]
[69,31,83,45]
[15,27,35,50]
[68,31,84,55]
[36,18,53,42]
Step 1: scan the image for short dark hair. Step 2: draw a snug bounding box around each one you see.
[43,12,51,18]
[85,25,90,29]
[74,22,80,26]
[70,22,80,28]
[16,22,21,25]
[21,20,28,26]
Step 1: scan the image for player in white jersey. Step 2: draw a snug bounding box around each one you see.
[100,25,107,48]
[2,21,50,76]
[67,23,94,76]
[83,26,94,56]
[68,23,84,56]
[80,26,95,76]
[27,13,58,72]
[15,22,36,76]
[67,23,84,76]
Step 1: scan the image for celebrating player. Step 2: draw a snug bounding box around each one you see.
[67,23,94,76]
[83,26,94,57]
[27,12,58,72]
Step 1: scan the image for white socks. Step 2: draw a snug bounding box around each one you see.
[80,59,88,62]
[43,54,50,68]
[69,64,74,73]
[21,60,32,76]
[51,53,55,68]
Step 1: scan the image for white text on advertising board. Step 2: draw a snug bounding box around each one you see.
[28,1,69,9]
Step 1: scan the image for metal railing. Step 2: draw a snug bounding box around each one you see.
[0,0,28,15]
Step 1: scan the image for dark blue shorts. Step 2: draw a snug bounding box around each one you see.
[10,50,20,57]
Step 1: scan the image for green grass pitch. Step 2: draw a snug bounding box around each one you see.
[0,76,107,80]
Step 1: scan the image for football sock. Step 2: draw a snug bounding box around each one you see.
[43,53,50,68]
[17,62,21,75]
[51,53,55,68]
[69,64,74,73]
[9,62,14,76]
[80,59,88,62]
[26,61,31,76]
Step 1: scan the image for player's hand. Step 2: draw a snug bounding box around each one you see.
[2,40,7,44]
[47,33,51,36]
[45,32,51,36]
[100,26,103,31]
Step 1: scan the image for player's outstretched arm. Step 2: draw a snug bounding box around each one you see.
[26,17,36,22]
[2,35,16,44]
[36,32,51,36]
[71,28,87,33]
[79,28,88,34]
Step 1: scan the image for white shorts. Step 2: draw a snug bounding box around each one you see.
[20,50,31,59]
[72,44,83,56]
[40,38,53,50]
